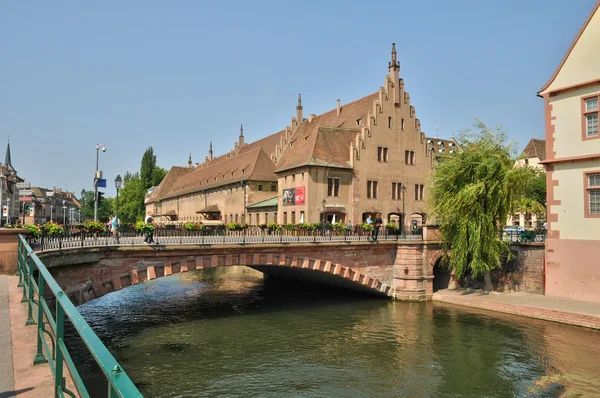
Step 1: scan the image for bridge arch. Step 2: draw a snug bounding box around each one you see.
[41,246,396,305]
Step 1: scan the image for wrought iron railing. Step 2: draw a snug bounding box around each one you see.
[26,224,423,252]
[17,234,143,397]
[501,227,547,243]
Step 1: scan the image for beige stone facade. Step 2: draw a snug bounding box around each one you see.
[538,1,600,303]
[147,44,456,232]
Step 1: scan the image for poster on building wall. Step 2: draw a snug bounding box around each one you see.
[282,188,295,206]
[295,186,305,205]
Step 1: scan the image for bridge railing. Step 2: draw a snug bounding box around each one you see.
[17,234,143,397]
[25,224,423,252]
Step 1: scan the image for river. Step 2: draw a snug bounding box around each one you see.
[70,268,600,397]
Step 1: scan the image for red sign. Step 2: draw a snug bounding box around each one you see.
[19,196,34,201]
[295,186,305,205]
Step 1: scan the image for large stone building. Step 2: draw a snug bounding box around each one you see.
[1,142,24,226]
[538,1,600,303]
[146,45,456,232]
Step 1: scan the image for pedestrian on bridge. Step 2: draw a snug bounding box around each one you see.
[144,211,155,244]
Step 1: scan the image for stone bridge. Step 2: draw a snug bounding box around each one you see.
[37,241,443,305]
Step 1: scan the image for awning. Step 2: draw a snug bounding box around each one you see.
[246,197,278,209]
[200,220,224,226]
[155,210,177,217]
[196,204,221,214]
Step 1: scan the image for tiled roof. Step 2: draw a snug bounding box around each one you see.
[275,93,377,172]
[159,147,277,200]
[246,196,278,209]
[146,166,194,204]
[520,138,546,161]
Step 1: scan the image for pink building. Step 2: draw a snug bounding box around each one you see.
[538,1,600,303]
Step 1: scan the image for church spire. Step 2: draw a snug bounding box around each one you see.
[5,138,11,167]
[188,153,192,167]
[208,141,213,161]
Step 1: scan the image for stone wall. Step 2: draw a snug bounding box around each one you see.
[492,243,545,294]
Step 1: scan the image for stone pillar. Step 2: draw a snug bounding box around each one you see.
[0,229,27,274]
[392,243,432,301]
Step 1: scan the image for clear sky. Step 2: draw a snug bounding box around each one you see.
[1,0,597,197]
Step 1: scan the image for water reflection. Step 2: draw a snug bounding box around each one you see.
[71,268,600,398]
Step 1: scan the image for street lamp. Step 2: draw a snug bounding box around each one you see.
[400,184,407,238]
[321,199,326,224]
[115,175,122,243]
[50,204,53,222]
[62,200,67,225]
[6,197,10,225]
[94,144,106,222]
[81,189,86,223]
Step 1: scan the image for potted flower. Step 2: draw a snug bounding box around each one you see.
[44,222,65,236]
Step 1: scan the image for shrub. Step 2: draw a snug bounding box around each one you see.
[84,221,107,233]
[44,222,65,236]
[361,223,374,232]
[267,222,282,231]
[24,224,42,238]
[227,222,243,231]
[135,221,155,234]
[284,223,295,231]
[332,222,348,232]
[183,222,204,232]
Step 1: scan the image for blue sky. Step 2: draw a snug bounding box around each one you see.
[1,0,597,197]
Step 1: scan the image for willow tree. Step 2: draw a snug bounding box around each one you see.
[429,121,516,291]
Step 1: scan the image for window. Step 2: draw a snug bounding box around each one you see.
[301,172,304,180]
[401,119,405,130]
[265,213,269,223]
[248,214,252,225]
[258,184,263,191]
[283,212,288,224]
[392,182,403,200]
[583,95,599,139]
[388,117,392,128]
[235,214,238,223]
[300,211,305,223]
[377,146,389,162]
[405,150,415,165]
[414,184,424,200]
[328,177,340,197]
[292,174,296,182]
[291,211,296,224]
[271,185,277,191]
[411,151,415,165]
[367,180,378,199]
[586,172,600,216]
[415,184,419,200]
[525,159,529,166]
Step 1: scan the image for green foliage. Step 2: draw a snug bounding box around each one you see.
[83,221,107,233]
[429,120,515,280]
[361,223,374,232]
[24,224,42,237]
[183,222,205,232]
[509,166,546,218]
[297,222,316,231]
[117,172,146,223]
[135,221,155,234]
[227,222,246,231]
[386,222,400,231]
[332,222,347,232]
[44,222,65,236]
[267,222,282,231]
[284,223,295,230]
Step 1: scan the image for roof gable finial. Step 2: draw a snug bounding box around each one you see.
[389,43,399,69]
[240,124,244,137]
[297,93,302,110]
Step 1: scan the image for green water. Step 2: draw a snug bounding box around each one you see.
[73,269,600,397]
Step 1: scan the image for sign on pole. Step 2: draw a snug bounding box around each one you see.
[16,182,31,189]
[19,189,34,196]
[2,206,7,217]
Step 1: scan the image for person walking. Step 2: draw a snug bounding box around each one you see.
[111,214,120,238]
[144,211,155,244]
[346,219,352,236]
[373,213,383,241]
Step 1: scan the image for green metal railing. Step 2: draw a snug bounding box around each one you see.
[17,234,143,398]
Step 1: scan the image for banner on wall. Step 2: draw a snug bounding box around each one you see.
[295,186,305,205]
[282,188,295,206]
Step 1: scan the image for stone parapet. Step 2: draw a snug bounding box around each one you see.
[0,229,27,274]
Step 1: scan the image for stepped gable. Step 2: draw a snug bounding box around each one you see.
[204,129,283,169]
[146,166,194,204]
[160,147,276,200]
[275,92,377,172]
[521,138,546,161]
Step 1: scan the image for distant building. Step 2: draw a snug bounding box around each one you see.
[146,44,457,232]
[26,187,81,225]
[509,138,546,228]
[538,1,600,303]
[1,141,24,225]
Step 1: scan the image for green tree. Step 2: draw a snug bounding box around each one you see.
[140,147,166,189]
[429,121,516,291]
[509,166,546,223]
[80,190,113,223]
[115,172,146,223]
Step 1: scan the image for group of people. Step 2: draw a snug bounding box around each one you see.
[105,211,156,244]
[366,213,383,241]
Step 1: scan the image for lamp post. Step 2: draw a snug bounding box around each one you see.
[6,197,10,225]
[81,189,86,223]
[400,184,407,238]
[94,144,106,222]
[115,175,122,243]
[50,204,53,222]
[321,199,326,224]
[62,200,67,225]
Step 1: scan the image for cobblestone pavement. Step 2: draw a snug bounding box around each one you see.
[433,289,600,329]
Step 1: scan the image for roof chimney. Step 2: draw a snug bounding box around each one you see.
[308,114,316,122]
[336,99,341,116]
